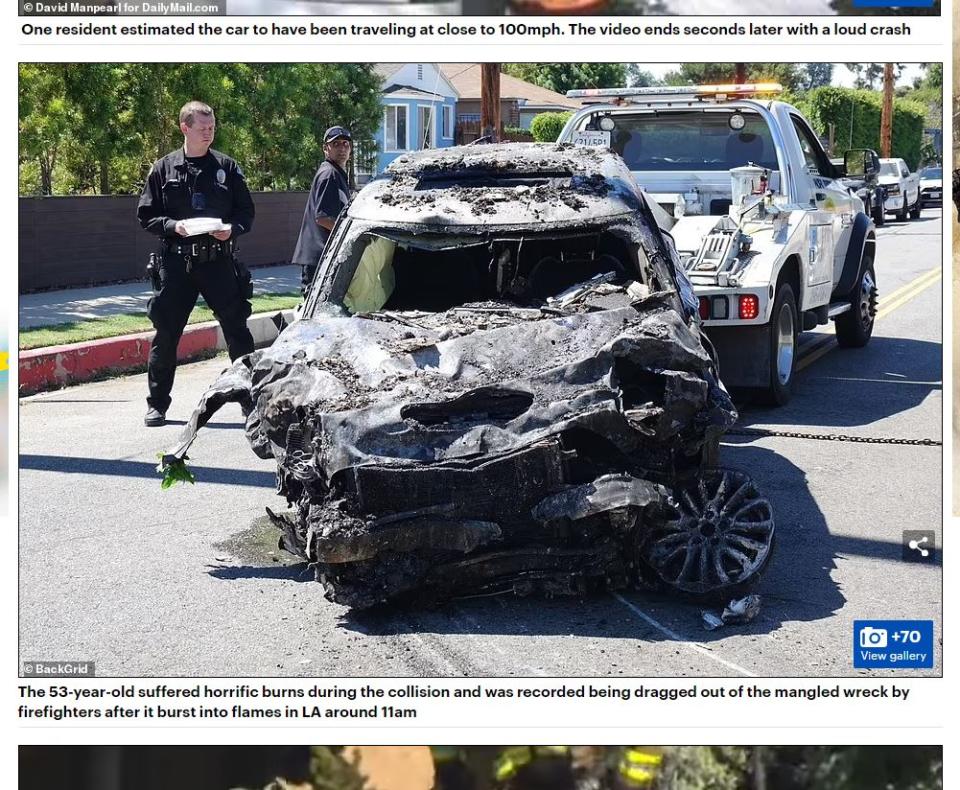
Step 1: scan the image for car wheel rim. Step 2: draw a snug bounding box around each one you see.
[776,302,795,385]
[641,470,774,595]
[859,269,878,327]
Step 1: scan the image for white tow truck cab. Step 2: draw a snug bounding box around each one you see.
[559,84,878,405]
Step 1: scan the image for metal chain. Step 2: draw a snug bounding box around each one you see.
[726,427,941,447]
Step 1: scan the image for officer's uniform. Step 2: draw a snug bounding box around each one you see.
[137,147,255,415]
[292,157,350,296]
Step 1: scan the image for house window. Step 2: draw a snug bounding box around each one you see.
[442,105,453,139]
[418,105,434,149]
[384,105,408,152]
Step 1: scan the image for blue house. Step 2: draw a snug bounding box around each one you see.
[371,64,459,174]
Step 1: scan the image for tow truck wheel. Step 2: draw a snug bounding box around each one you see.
[835,256,877,348]
[758,282,797,406]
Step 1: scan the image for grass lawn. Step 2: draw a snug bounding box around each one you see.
[20,292,301,350]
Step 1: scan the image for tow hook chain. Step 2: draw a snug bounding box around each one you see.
[726,427,941,447]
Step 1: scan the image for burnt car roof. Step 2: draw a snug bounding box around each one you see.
[349,142,645,227]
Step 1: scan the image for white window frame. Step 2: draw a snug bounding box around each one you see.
[384,104,409,153]
[417,104,436,150]
[442,105,454,139]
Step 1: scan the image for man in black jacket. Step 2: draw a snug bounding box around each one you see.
[292,125,352,296]
[137,100,255,427]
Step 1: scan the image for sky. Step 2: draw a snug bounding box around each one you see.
[643,63,925,88]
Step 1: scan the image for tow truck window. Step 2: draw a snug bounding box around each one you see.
[597,111,778,172]
[790,115,834,177]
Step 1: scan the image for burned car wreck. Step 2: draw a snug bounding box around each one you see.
[164,143,774,609]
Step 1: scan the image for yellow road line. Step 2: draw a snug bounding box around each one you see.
[796,267,941,372]
[876,270,941,319]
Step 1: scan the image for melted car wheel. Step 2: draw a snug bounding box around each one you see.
[640,470,774,602]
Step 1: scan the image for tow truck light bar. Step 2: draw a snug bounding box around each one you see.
[567,83,784,103]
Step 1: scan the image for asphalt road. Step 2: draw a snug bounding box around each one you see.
[19,209,942,677]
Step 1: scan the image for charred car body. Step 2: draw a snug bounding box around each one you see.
[166,143,774,609]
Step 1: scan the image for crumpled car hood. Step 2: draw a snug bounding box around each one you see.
[168,294,736,487]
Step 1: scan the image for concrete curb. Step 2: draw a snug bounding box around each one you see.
[19,310,294,396]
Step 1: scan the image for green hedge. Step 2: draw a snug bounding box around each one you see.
[530,111,573,143]
[792,87,926,170]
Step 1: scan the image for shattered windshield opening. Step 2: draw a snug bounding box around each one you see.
[315,224,670,316]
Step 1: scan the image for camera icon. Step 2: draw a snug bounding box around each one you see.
[859,626,888,648]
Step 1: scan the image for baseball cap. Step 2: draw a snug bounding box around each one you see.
[324,126,352,144]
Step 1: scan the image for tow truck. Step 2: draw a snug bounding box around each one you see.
[558,83,878,405]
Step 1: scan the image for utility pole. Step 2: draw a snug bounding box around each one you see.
[481,63,501,142]
[734,63,747,85]
[880,62,894,158]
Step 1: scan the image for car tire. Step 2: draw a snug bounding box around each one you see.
[757,282,798,407]
[835,255,877,348]
[872,200,885,227]
[639,469,775,605]
[910,194,922,219]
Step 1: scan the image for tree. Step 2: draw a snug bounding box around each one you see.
[502,64,627,95]
[18,64,76,195]
[18,63,384,195]
[661,63,804,93]
[798,63,834,91]
[625,64,660,88]
[845,63,906,90]
[897,62,943,132]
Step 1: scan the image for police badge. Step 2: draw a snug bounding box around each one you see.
[216,169,226,184]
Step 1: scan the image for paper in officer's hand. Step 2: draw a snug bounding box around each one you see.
[179,217,231,236]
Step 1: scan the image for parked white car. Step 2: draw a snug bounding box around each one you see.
[918,165,943,206]
[559,83,878,405]
[879,157,921,220]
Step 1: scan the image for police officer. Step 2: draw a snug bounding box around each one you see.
[137,100,255,427]
[292,125,352,297]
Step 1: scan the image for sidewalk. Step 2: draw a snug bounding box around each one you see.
[18,264,302,396]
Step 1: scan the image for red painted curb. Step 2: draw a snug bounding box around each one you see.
[19,322,222,396]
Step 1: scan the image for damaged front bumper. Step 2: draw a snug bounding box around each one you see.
[164,295,774,609]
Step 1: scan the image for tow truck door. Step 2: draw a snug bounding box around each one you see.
[789,113,856,292]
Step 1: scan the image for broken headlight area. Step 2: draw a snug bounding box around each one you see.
[164,286,773,609]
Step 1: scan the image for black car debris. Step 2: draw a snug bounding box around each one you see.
[163,143,774,609]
